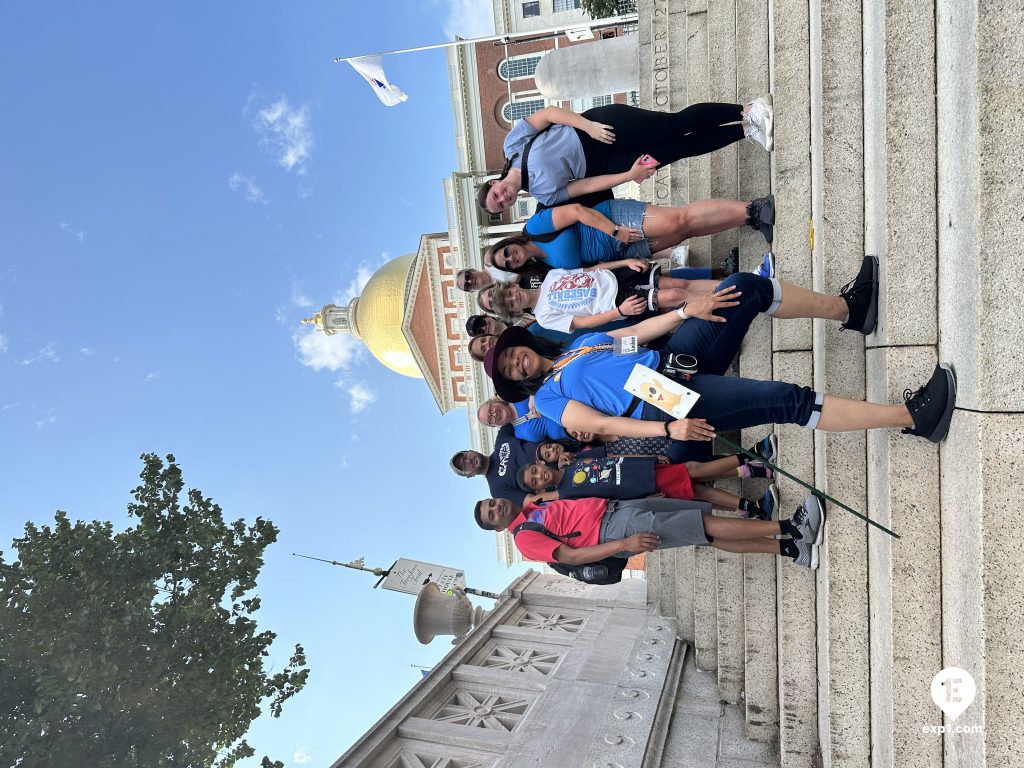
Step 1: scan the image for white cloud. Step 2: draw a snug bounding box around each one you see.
[228,172,268,204]
[334,254,389,307]
[79,346,94,357]
[293,746,312,766]
[294,328,363,372]
[274,305,288,325]
[253,96,313,174]
[1,403,18,412]
[20,342,60,365]
[438,0,495,38]
[338,380,377,414]
[36,409,57,428]
[290,280,313,309]
[59,221,87,243]
[140,372,157,384]
[336,267,373,306]
[0,333,7,354]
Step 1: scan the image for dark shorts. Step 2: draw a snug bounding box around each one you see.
[611,264,661,307]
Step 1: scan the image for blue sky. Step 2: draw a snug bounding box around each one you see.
[0,2,529,765]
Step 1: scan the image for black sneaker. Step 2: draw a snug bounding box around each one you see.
[902,363,957,443]
[746,434,778,464]
[840,255,879,335]
[746,194,774,243]
[719,247,739,276]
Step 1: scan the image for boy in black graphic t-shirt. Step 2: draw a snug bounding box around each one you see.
[517,453,775,519]
[449,424,539,506]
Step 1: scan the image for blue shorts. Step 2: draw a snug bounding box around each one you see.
[596,199,652,260]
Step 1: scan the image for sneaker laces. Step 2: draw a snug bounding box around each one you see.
[900,385,928,434]
[839,274,864,301]
[839,273,870,332]
[903,384,930,409]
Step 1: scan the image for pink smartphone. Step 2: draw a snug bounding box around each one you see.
[640,154,659,166]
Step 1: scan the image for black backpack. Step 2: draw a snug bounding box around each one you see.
[511,520,627,586]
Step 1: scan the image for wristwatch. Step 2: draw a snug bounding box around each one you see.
[611,225,620,238]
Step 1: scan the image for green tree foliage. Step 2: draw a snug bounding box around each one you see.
[581,0,620,19]
[0,454,308,768]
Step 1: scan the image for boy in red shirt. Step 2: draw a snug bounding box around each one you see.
[473,494,824,569]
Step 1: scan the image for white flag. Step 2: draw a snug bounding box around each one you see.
[347,55,408,107]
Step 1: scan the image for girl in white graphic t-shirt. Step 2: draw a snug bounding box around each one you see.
[478,260,720,333]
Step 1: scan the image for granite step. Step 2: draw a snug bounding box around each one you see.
[646,543,667,615]
[934,1,1024,764]
[859,1,944,765]
[732,0,775,744]
[770,352,819,768]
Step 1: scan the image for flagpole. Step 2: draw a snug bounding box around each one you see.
[333,14,640,63]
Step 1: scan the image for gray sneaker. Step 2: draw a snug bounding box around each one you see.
[792,494,825,546]
[793,539,819,569]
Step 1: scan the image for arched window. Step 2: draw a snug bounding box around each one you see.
[498,54,543,81]
[502,98,545,123]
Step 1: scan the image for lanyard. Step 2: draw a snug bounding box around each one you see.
[544,344,616,384]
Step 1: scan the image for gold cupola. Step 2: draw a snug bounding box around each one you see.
[302,254,422,379]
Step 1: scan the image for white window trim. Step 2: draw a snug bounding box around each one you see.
[502,93,547,126]
[521,0,541,19]
[498,51,546,82]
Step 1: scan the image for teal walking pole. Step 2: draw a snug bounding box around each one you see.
[715,434,900,540]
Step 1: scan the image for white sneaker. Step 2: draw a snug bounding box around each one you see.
[744,94,774,151]
[671,244,690,266]
[743,120,769,151]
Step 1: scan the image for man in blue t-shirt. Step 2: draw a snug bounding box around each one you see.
[476,397,568,443]
[448,424,540,507]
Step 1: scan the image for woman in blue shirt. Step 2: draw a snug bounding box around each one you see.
[484,196,774,272]
[481,266,957,456]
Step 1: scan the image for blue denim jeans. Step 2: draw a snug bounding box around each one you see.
[668,267,713,280]
[641,273,823,461]
[665,272,781,375]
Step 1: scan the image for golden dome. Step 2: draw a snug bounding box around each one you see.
[351,253,422,379]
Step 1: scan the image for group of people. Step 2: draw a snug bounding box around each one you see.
[448,97,956,574]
